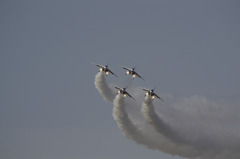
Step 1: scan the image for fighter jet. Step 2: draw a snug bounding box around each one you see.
[114,86,136,100]
[120,66,145,80]
[93,63,118,77]
[142,87,164,102]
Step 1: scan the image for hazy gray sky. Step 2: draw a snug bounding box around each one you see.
[1,0,240,159]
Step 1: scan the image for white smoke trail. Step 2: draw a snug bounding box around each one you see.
[112,94,200,159]
[142,95,240,159]
[142,96,180,140]
[112,94,154,148]
[94,72,115,102]
[94,73,240,159]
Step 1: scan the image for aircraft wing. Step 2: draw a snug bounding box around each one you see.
[154,94,165,102]
[92,63,104,68]
[114,86,121,90]
[121,66,131,71]
[108,70,118,77]
[142,88,150,92]
[135,72,145,81]
[126,92,136,101]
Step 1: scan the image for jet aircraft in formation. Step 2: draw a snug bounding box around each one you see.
[93,63,118,77]
[142,88,165,102]
[114,86,136,101]
[93,63,164,102]
[120,66,145,81]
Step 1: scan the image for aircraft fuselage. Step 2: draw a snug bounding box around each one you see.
[126,70,137,78]
[145,91,156,99]
[99,67,110,75]
[118,90,128,97]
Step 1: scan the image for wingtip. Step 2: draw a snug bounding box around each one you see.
[130,97,136,101]
[142,88,148,92]
[114,86,120,90]
[160,98,165,102]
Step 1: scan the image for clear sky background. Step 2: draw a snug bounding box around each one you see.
[1,0,240,159]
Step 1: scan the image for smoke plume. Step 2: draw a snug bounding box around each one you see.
[142,96,181,140]
[94,72,115,102]
[112,94,200,158]
[94,72,240,159]
[142,95,240,159]
[112,94,150,147]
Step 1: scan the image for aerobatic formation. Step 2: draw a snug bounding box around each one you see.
[93,63,240,159]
